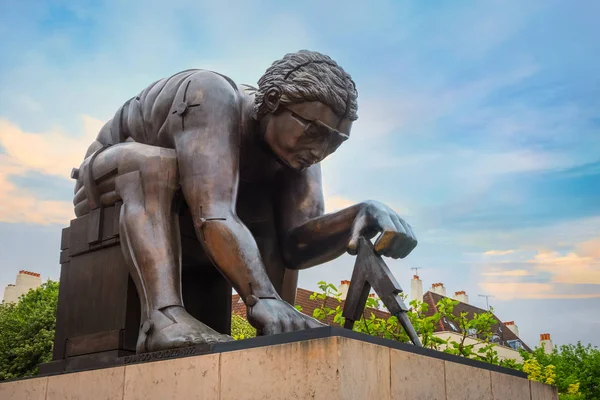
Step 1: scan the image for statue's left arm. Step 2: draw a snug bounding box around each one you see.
[276,164,418,270]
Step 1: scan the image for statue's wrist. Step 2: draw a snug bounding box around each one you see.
[244,280,280,302]
[245,295,278,307]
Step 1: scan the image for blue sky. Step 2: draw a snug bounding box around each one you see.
[1,0,599,348]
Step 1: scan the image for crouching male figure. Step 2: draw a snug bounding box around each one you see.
[73,50,418,353]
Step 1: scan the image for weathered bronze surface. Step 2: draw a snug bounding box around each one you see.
[343,238,422,346]
[71,50,418,353]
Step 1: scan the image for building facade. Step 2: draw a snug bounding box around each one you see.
[2,270,42,304]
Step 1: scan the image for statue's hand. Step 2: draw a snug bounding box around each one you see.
[247,298,325,335]
[347,200,417,259]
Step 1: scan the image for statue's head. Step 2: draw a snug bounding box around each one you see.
[255,50,358,171]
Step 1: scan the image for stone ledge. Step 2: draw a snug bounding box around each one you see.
[1,329,558,400]
[40,327,532,378]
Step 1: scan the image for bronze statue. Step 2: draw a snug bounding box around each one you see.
[71,50,418,354]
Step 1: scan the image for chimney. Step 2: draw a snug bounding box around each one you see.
[411,275,423,303]
[504,321,519,337]
[338,280,350,301]
[431,282,446,297]
[16,270,41,285]
[4,270,42,304]
[539,333,553,354]
[453,290,469,304]
[2,284,17,304]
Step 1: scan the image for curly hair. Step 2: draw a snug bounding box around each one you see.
[254,50,358,121]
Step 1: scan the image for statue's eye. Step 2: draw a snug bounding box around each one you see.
[304,124,322,139]
[290,110,311,125]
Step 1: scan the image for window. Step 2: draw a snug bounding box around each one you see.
[445,318,459,332]
[507,340,523,350]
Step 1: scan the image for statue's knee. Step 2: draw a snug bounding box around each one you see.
[115,170,146,203]
[116,160,178,202]
[144,153,179,189]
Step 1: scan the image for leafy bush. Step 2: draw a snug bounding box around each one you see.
[309,280,499,361]
[231,314,256,340]
[520,344,600,400]
[0,281,58,379]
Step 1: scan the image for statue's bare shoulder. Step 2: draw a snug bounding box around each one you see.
[92,69,244,151]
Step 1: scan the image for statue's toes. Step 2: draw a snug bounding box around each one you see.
[188,330,233,345]
[215,333,234,343]
[201,332,233,344]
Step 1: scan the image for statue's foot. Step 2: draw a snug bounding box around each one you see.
[137,306,233,353]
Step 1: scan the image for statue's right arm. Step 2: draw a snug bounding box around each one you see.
[172,73,279,302]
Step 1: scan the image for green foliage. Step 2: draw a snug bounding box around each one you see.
[523,357,557,385]
[407,298,447,350]
[231,314,256,340]
[560,395,585,400]
[437,297,499,363]
[499,357,523,370]
[309,281,342,323]
[0,281,59,380]
[308,281,500,362]
[520,343,600,400]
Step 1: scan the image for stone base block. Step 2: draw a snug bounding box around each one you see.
[0,328,558,400]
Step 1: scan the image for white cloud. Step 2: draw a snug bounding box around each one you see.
[0,116,102,224]
[478,282,600,300]
[483,269,530,277]
[456,216,600,252]
[531,250,600,285]
[575,237,600,258]
[477,236,600,300]
[484,250,515,256]
[0,155,73,225]
[0,116,102,179]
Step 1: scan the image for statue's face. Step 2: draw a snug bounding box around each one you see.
[263,101,353,171]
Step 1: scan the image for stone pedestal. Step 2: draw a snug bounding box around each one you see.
[2,328,558,400]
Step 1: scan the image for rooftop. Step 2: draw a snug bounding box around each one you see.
[422,291,531,351]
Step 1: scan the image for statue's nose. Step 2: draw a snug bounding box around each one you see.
[308,149,321,163]
[309,140,330,162]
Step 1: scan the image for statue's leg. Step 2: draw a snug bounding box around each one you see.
[236,187,299,305]
[74,143,232,353]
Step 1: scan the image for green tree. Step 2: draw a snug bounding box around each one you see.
[0,281,59,380]
[437,297,499,363]
[406,298,448,350]
[308,281,501,362]
[520,343,600,400]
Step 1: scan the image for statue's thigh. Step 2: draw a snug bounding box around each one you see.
[74,142,178,216]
